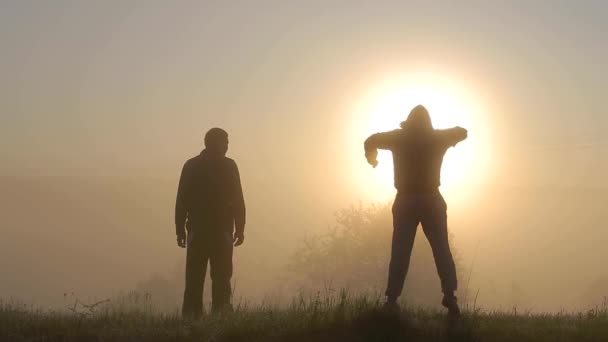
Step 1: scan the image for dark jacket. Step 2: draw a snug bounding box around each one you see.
[175,150,246,237]
[364,127,467,193]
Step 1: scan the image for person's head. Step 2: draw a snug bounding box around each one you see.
[400,105,433,132]
[204,128,229,156]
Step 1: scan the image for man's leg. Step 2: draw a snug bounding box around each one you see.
[385,195,420,304]
[420,194,459,314]
[182,236,209,318]
[209,231,234,313]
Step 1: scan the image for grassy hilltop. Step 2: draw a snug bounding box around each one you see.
[2,293,608,342]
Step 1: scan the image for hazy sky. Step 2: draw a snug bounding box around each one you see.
[2,1,607,187]
[1,1,607,311]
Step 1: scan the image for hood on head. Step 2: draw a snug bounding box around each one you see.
[400,105,433,132]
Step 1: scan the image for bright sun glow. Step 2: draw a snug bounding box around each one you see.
[352,72,491,201]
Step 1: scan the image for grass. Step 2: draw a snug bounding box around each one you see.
[2,292,608,342]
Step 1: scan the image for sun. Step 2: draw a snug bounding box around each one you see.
[352,72,490,201]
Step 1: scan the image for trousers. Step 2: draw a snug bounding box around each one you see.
[182,230,233,317]
[385,191,458,299]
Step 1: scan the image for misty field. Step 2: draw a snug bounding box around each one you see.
[2,294,608,342]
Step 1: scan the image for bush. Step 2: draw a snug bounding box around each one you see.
[288,203,465,307]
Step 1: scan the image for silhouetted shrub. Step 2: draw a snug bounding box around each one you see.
[288,204,465,307]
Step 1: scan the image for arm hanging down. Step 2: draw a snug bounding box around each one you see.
[364,130,400,167]
[230,160,246,246]
[175,161,191,248]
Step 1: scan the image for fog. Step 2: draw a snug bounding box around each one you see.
[1,1,607,313]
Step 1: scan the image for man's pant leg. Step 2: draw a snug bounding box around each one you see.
[385,195,420,299]
[182,236,209,318]
[209,231,234,313]
[420,194,458,294]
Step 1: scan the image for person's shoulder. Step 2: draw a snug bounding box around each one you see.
[224,157,239,168]
[186,155,200,164]
[433,127,467,146]
[376,129,403,140]
[434,127,466,135]
[370,128,401,136]
[392,129,407,141]
[183,154,203,168]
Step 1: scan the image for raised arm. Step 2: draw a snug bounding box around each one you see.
[364,130,399,167]
[437,127,468,147]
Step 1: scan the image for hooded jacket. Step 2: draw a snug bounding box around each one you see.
[364,125,467,193]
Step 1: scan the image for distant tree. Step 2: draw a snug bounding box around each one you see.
[288,203,465,307]
[581,276,608,310]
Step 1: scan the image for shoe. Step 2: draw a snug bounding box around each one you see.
[383,300,400,313]
[441,294,461,316]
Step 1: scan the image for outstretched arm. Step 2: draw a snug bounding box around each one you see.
[364,130,399,167]
[438,127,468,147]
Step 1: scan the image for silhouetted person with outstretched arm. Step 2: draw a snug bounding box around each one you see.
[175,128,246,318]
[364,105,467,315]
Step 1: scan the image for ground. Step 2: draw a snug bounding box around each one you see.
[2,295,608,342]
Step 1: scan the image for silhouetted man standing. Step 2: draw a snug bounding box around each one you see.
[176,128,246,317]
[364,105,467,315]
